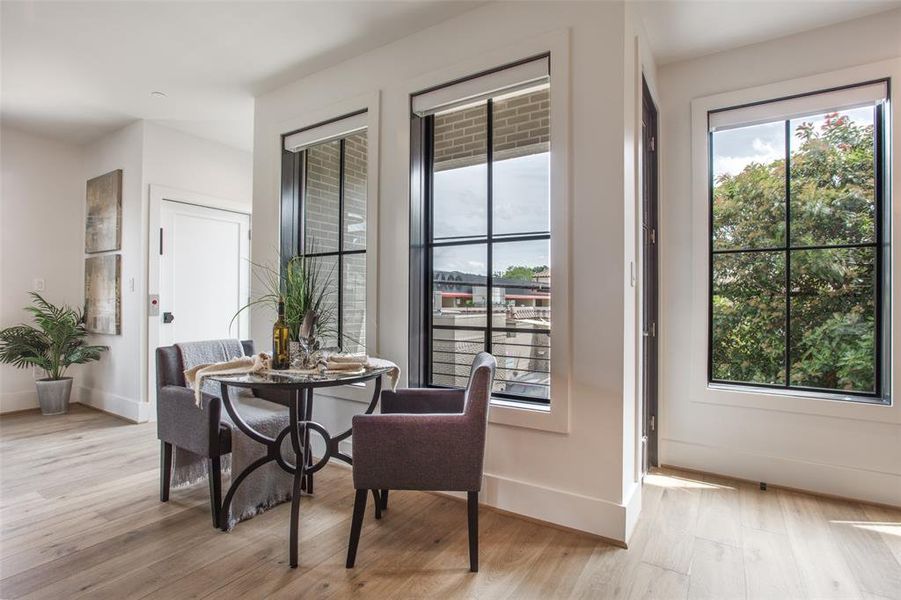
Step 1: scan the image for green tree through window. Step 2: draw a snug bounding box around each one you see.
[711,102,883,396]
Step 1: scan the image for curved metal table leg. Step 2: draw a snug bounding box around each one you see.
[288,389,304,568]
[216,373,386,568]
[219,383,280,531]
[302,388,314,494]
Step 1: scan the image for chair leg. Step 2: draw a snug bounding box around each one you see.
[372,489,382,520]
[380,489,389,510]
[208,456,222,528]
[467,491,479,573]
[346,489,368,568]
[160,442,172,502]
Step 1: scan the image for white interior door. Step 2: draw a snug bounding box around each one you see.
[159,200,250,345]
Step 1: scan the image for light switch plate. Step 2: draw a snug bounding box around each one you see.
[148,294,160,317]
[32,278,45,292]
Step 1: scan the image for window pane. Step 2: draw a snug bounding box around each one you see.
[492,239,550,331]
[492,85,550,237]
[712,122,786,251]
[432,102,487,241]
[790,107,876,246]
[431,331,485,389]
[712,251,786,384]
[790,247,876,392]
[493,332,550,400]
[309,255,339,349]
[304,140,341,254]
[432,244,488,328]
[343,132,367,251]
[342,254,366,353]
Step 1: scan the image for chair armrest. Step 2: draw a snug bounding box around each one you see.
[380,388,465,414]
[156,385,223,456]
[351,413,483,492]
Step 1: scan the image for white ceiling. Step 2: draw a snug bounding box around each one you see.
[4,1,899,152]
[0,1,482,151]
[638,0,901,65]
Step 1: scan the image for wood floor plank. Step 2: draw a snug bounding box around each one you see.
[817,496,901,599]
[779,489,863,599]
[742,527,805,600]
[738,481,788,534]
[686,538,746,600]
[694,472,743,548]
[626,562,689,600]
[639,481,700,574]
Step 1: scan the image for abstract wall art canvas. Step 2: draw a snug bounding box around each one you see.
[84,254,121,335]
[85,169,122,253]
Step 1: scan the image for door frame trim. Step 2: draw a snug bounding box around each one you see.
[641,76,660,472]
[146,184,252,416]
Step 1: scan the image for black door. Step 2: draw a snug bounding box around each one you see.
[641,77,659,473]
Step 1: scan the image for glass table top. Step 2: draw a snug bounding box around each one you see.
[210,366,392,388]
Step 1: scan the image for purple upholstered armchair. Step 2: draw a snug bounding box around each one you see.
[346,352,497,572]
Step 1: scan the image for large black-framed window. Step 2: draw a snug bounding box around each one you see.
[410,56,552,404]
[281,117,368,353]
[708,80,890,402]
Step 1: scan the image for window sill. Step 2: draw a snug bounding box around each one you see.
[488,395,568,433]
[697,382,898,424]
[315,384,569,433]
[708,382,889,406]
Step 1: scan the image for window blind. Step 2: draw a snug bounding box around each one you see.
[411,56,549,117]
[709,81,888,132]
[283,111,368,152]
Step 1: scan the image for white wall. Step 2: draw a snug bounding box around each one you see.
[253,1,650,542]
[79,121,252,421]
[143,122,253,207]
[657,9,901,506]
[0,127,85,412]
[80,122,147,420]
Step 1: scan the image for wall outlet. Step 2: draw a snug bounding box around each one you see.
[32,278,45,292]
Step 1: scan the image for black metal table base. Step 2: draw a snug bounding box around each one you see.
[217,376,382,568]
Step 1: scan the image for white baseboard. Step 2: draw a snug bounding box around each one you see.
[622,480,642,542]
[315,440,630,543]
[78,387,152,423]
[661,438,901,507]
[0,389,39,413]
[437,473,628,543]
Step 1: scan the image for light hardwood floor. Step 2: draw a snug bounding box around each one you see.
[1,405,899,599]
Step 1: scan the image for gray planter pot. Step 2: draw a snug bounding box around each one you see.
[35,377,73,415]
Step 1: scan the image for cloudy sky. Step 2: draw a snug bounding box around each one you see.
[712,105,873,179]
[432,152,550,276]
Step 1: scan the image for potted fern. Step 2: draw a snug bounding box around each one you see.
[0,293,107,415]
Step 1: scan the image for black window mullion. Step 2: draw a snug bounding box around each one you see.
[875,102,885,398]
[784,119,792,389]
[425,115,435,386]
[337,138,346,349]
[299,151,308,258]
[486,99,494,356]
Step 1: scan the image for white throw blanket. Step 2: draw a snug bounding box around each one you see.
[185,353,271,407]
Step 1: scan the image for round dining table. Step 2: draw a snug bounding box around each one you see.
[211,366,392,568]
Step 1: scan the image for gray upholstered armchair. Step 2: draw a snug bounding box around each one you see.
[155,340,254,526]
[346,352,497,572]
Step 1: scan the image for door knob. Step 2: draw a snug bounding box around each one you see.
[162,312,175,324]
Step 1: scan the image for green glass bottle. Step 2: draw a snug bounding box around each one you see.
[272,298,290,370]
